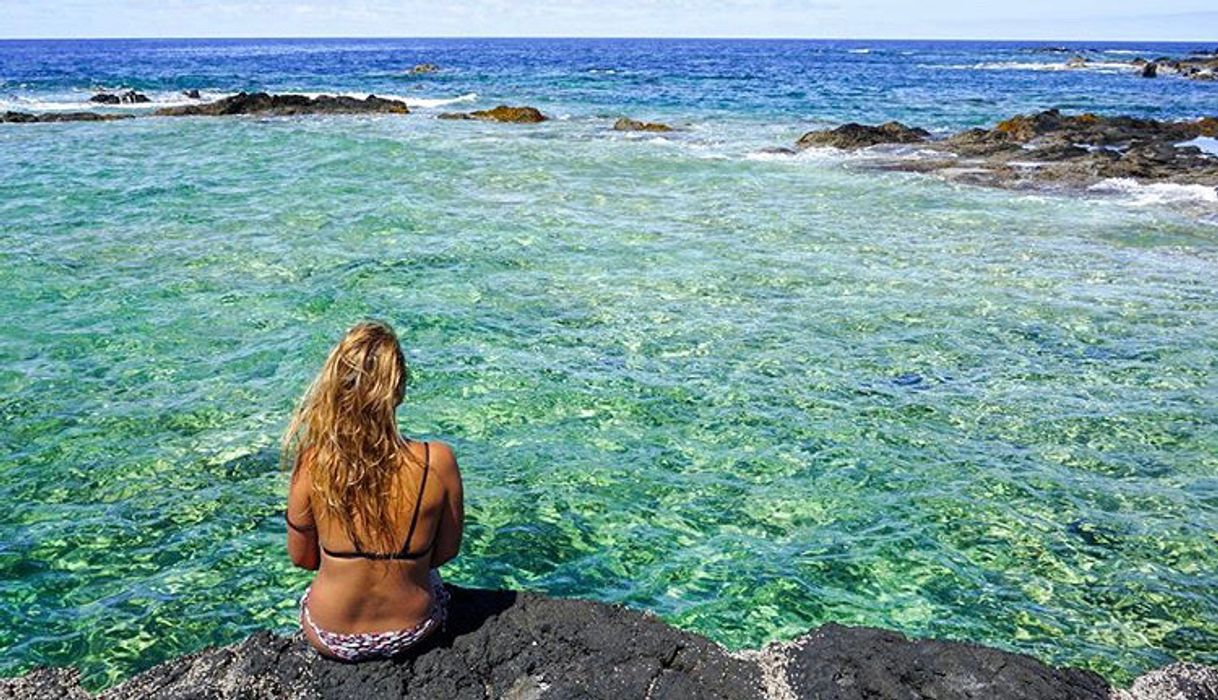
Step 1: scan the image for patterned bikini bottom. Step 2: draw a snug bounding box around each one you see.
[298,569,450,662]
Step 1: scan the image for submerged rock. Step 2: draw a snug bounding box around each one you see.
[154,92,410,117]
[795,121,930,150]
[409,63,440,74]
[4,584,1197,700]
[89,90,150,104]
[182,89,201,99]
[2,111,133,123]
[438,105,549,123]
[613,117,673,132]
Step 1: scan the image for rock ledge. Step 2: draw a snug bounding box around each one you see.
[3,585,1213,700]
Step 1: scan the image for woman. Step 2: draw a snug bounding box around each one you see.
[282,321,464,661]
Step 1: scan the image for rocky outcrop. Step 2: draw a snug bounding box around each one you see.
[4,585,1209,700]
[1111,663,1218,700]
[438,105,548,123]
[792,109,1218,190]
[89,90,150,104]
[760,624,1108,700]
[1125,51,1218,81]
[153,92,410,117]
[613,117,673,132]
[795,121,930,150]
[182,89,201,99]
[409,63,439,74]
[1,111,133,123]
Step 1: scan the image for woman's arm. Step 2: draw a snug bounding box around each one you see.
[286,453,321,571]
[430,442,464,568]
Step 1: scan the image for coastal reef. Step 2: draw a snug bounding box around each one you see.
[3,586,1214,700]
[153,92,411,117]
[438,105,549,123]
[1057,49,1218,81]
[795,109,1218,190]
[1,111,133,123]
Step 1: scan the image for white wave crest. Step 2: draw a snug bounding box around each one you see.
[1087,178,1218,206]
[0,90,227,112]
[293,91,478,109]
[1176,136,1218,157]
[935,61,1133,73]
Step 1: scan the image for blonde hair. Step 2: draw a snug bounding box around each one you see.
[282,320,420,552]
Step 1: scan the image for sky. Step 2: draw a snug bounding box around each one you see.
[2,0,1217,41]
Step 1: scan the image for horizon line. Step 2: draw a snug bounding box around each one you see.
[0,34,1214,44]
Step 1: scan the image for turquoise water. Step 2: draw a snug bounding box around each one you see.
[2,39,1218,690]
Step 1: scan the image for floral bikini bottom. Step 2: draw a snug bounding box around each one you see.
[298,569,450,662]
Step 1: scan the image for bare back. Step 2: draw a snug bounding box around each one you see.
[286,439,464,639]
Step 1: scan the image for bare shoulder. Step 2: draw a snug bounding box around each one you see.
[423,440,461,483]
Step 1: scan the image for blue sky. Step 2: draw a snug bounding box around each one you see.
[2,0,1216,40]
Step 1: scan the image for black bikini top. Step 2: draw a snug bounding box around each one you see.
[285,441,433,561]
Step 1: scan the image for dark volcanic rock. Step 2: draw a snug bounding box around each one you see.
[613,117,673,132]
[2,586,1214,699]
[438,105,548,123]
[1124,52,1218,80]
[89,90,150,104]
[2,587,759,700]
[797,109,1218,192]
[182,89,201,99]
[795,121,930,150]
[154,92,410,117]
[775,624,1109,700]
[2,111,133,123]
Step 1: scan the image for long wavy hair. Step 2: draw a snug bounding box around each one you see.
[282,320,420,552]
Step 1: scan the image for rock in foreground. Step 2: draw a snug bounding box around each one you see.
[7,584,1203,700]
[153,92,410,117]
[438,105,548,123]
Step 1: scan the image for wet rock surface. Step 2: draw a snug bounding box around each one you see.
[613,117,674,132]
[153,92,410,117]
[2,585,1206,700]
[89,90,150,104]
[793,109,1218,190]
[796,121,930,150]
[1,111,133,123]
[439,105,549,123]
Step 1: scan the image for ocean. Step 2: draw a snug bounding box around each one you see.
[1,38,1216,690]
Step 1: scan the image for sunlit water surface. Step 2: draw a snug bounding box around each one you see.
[1,39,1217,690]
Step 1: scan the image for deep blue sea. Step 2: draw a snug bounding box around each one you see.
[1,38,1217,690]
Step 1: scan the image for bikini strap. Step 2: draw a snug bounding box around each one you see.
[399,442,430,555]
[285,510,316,533]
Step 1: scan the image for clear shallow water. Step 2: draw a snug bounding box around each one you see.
[1,39,1217,690]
